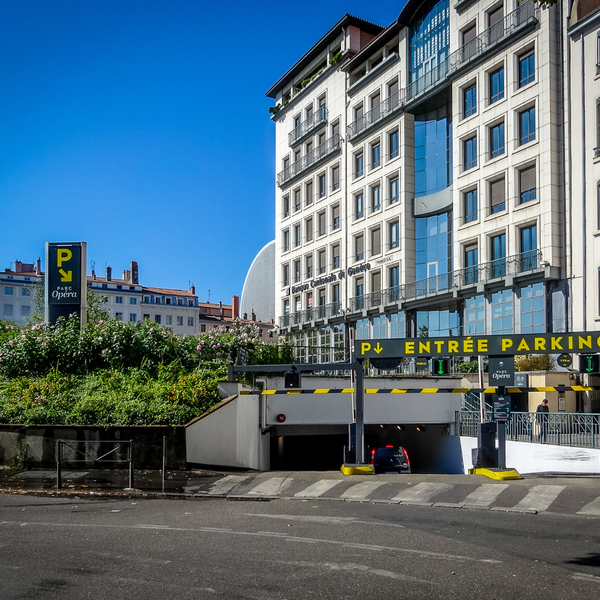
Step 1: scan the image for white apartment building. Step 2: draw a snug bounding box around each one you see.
[0,260,42,325]
[268,0,593,362]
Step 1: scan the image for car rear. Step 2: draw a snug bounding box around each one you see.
[371,445,411,474]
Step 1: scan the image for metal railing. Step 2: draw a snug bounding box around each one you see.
[280,249,543,328]
[277,134,341,187]
[595,147,600,159]
[289,344,349,364]
[289,106,328,146]
[456,411,600,449]
[347,1,537,141]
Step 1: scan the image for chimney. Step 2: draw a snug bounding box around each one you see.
[190,284,196,295]
[92,270,96,280]
[232,295,240,319]
[251,310,256,322]
[14,260,22,273]
[219,301,224,320]
[131,261,139,284]
[122,269,131,282]
[35,257,42,275]
[106,266,112,281]
[243,312,248,320]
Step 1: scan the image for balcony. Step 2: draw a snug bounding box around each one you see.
[289,106,328,147]
[595,147,600,159]
[346,1,537,142]
[277,134,341,188]
[279,250,544,328]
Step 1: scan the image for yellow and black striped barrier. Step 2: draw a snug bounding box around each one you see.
[238,385,597,396]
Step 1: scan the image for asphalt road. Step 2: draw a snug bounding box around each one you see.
[0,493,599,599]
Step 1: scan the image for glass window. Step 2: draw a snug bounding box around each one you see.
[294,224,301,247]
[306,255,313,278]
[463,84,476,118]
[130,297,137,304]
[519,166,536,204]
[283,229,289,252]
[519,52,535,87]
[332,245,340,269]
[464,245,478,284]
[490,177,505,213]
[130,313,137,322]
[464,189,477,223]
[332,165,340,190]
[355,235,364,261]
[355,193,364,219]
[282,264,290,286]
[21,305,30,318]
[491,233,506,277]
[465,295,485,335]
[318,249,326,274]
[305,181,313,206]
[4,287,13,295]
[355,153,364,178]
[521,283,544,333]
[490,67,504,103]
[520,224,538,270]
[371,228,381,256]
[372,315,387,339]
[294,260,301,283]
[519,107,536,145]
[389,312,405,338]
[491,289,513,334]
[319,174,326,197]
[332,205,340,230]
[318,211,326,236]
[371,185,381,212]
[389,220,399,249]
[356,317,369,339]
[305,217,313,241]
[490,122,505,157]
[389,177,399,204]
[372,143,381,168]
[389,130,399,158]
[464,136,477,170]
[22,288,31,296]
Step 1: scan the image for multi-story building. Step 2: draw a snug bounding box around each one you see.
[268,0,587,360]
[0,260,43,325]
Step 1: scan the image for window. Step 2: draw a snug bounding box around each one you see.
[293,224,301,247]
[464,245,478,284]
[143,314,150,320]
[389,130,399,158]
[355,152,364,178]
[389,220,399,249]
[116,312,123,321]
[331,165,340,190]
[283,229,289,252]
[355,193,364,219]
[283,299,289,316]
[491,233,506,277]
[116,296,123,304]
[22,288,30,296]
[464,136,477,170]
[372,315,386,338]
[371,227,381,256]
[294,260,301,283]
[305,181,313,206]
[371,184,381,212]
[200,323,206,332]
[282,264,290,286]
[490,122,505,158]
[294,188,301,212]
[188,317,194,327]
[389,177,399,204]
[519,106,535,145]
[464,189,478,223]
[3,304,12,316]
[491,289,513,334]
[390,311,405,338]
[305,217,313,241]
[283,155,290,170]
[130,313,137,322]
[21,305,30,317]
[318,249,326,274]
[520,224,538,270]
[331,283,340,308]
[154,297,161,304]
[4,287,13,295]
[490,67,504,103]
[332,205,340,230]
[354,103,364,123]
[463,84,476,118]
[283,195,289,218]
[154,314,161,324]
[519,51,535,87]
[166,315,173,325]
[356,317,369,338]
[465,295,485,335]
[371,142,381,168]
[318,211,326,236]
[519,165,536,204]
[130,297,137,304]
[488,5,504,43]
[490,177,505,213]
[306,255,313,278]
[521,283,544,334]
[355,234,364,261]
[371,91,381,120]
[166,297,172,305]
[294,148,301,163]
[332,244,340,269]
[318,174,326,198]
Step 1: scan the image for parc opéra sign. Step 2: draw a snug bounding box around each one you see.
[45,242,87,326]
[356,332,600,359]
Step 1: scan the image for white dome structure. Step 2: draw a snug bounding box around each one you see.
[240,240,275,323]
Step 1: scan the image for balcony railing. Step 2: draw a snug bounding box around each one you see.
[595,147,600,159]
[277,134,341,188]
[279,250,543,328]
[346,0,537,141]
[289,106,328,146]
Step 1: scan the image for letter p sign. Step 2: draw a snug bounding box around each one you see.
[57,248,72,267]
[361,342,371,355]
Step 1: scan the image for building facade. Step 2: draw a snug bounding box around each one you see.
[268,0,592,362]
[0,260,42,325]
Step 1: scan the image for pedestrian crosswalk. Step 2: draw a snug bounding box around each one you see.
[197,475,600,516]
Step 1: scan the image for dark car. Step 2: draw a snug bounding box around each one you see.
[370,445,411,474]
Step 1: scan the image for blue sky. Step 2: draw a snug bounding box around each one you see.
[0,0,404,303]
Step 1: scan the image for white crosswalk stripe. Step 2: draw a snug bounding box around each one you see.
[463,484,509,508]
[514,485,565,512]
[207,475,249,496]
[294,479,341,498]
[340,481,387,500]
[577,496,600,516]
[392,482,454,503]
[247,477,293,496]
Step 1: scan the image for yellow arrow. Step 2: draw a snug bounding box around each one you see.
[374,343,383,354]
[59,269,72,282]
